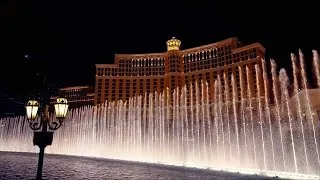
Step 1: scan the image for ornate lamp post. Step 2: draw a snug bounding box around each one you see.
[25,98,69,180]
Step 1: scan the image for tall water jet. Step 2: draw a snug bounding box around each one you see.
[213,80,220,160]
[262,58,276,170]
[279,68,298,173]
[255,64,267,170]
[291,53,309,173]
[246,65,257,168]
[176,87,181,160]
[181,88,186,162]
[299,50,320,168]
[239,66,248,163]
[201,80,207,161]
[231,73,240,164]
[195,81,201,160]
[166,87,170,158]
[205,81,213,162]
[143,93,147,156]
[149,93,154,156]
[183,86,189,162]
[172,89,176,159]
[189,83,195,161]
[312,50,320,88]
[270,59,286,171]
[156,92,161,159]
[217,75,226,162]
[138,96,143,155]
[223,73,232,160]
[160,92,165,161]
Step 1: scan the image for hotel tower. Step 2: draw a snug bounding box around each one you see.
[95,37,265,105]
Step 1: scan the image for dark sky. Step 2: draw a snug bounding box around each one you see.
[1,1,319,98]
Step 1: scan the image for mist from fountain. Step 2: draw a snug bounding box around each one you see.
[1,51,320,179]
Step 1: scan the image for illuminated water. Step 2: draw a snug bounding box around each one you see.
[1,51,320,180]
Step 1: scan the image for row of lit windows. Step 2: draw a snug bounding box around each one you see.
[96,65,258,90]
[183,50,258,72]
[97,50,260,77]
[97,46,233,76]
[118,58,165,67]
[97,75,254,97]
[97,68,167,76]
[97,58,239,76]
[97,52,259,77]
[66,97,95,101]
[182,45,232,63]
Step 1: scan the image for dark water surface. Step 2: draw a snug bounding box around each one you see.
[0,152,275,180]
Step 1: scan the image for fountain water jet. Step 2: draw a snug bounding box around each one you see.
[189,83,195,161]
[201,81,207,161]
[299,50,320,168]
[279,69,298,173]
[217,75,226,162]
[213,80,220,160]
[246,66,258,169]
[231,73,240,164]
[313,50,320,89]
[271,59,286,171]
[291,53,309,173]
[239,66,248,163]
[205,82,213,162]
[255,64,267,170]
[1,52,320,180]
[262,59,276,170]
[195,82,201,161]
[223,73,232,161]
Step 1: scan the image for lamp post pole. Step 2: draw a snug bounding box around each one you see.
[35,105,51,180]
[36,139,45,180]
[26,98,68,180]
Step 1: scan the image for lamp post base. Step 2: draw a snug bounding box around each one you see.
[33,132,54,180]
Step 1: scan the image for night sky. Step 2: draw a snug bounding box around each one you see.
[1,1,320,99]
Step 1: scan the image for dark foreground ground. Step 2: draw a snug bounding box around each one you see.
[0,152,277,180]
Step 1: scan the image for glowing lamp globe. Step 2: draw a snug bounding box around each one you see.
[26,100,39,120]
[54,98,69,118]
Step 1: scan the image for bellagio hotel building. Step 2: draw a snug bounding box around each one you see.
[95,37,265,105]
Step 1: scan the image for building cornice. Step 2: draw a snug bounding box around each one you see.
[96,64,118,68]
[95,37,265,67]
[181,37,238,54]
[60,86,91,91]
[231,43,266,54]
[115,52,166,59]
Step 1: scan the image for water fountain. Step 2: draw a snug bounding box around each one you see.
[1,51,320,179]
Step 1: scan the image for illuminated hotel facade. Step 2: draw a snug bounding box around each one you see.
[95,37,265,105]
[51,86,95,109]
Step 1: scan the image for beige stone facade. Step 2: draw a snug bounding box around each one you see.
[95,37,265,105]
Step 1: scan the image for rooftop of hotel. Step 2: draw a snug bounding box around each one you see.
[95,37,265,67]
[60,86,91,91]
